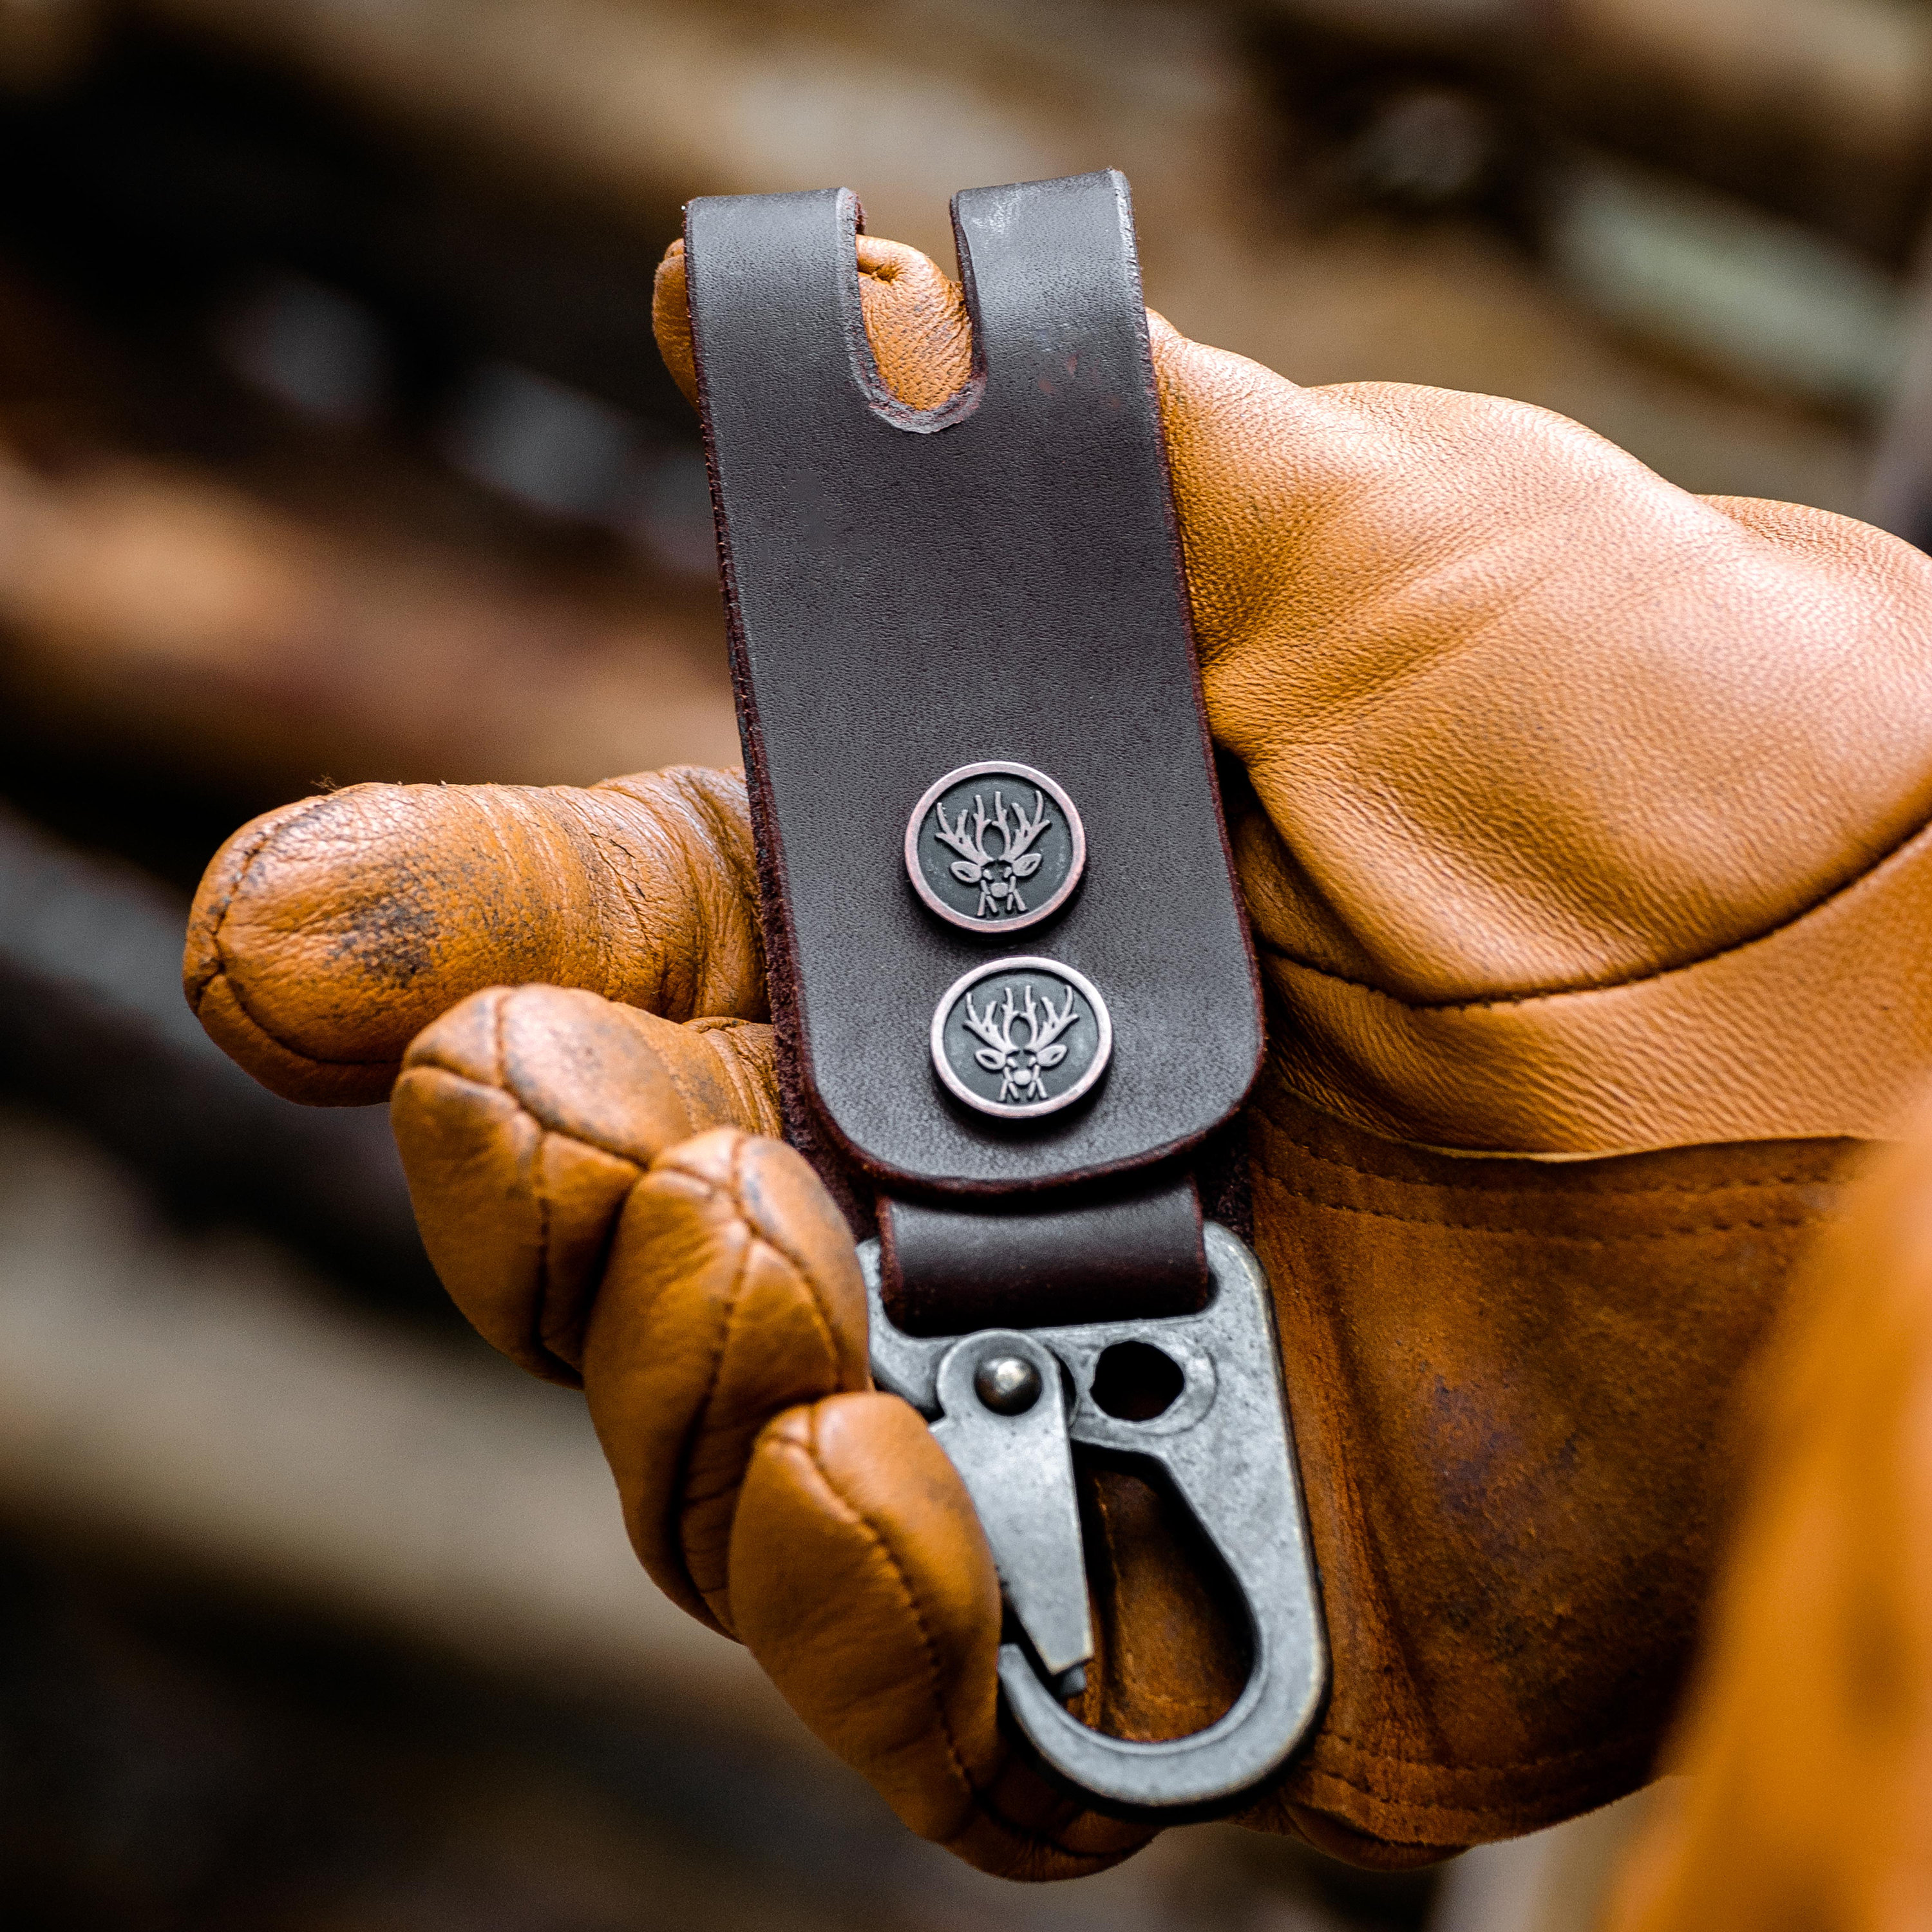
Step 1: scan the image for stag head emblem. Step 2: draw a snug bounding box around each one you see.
[931,788,1052,920]
[959,980,1082,1104]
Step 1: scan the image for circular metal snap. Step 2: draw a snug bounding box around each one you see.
[974,1354,1042,1415]
[929,956,1112,1120]
[904,761,1084,934]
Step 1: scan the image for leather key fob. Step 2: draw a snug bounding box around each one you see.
[683,169,1324,1814]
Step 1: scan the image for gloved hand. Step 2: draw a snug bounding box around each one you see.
[184,229,1932,1878]
[1602,1093,1932,1932]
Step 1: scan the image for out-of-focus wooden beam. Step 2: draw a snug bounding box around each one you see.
[0,0,1886,826]
[0,450,740,795]
[124,0,1876,485]
[1549,0,1932,261]
[0,1106,787,1731]
[1270,0,1932,261]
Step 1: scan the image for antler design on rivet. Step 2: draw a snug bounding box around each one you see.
[932,788,1052,918]
[960,980,1081,1103]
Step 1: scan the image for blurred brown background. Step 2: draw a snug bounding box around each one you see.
[0,1,1924,1925]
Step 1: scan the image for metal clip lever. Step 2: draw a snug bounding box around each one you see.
[861,1223,1329,1814]
[927,1328,1093,1694]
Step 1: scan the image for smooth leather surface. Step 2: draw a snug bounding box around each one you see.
[685,174,1259,1193]
[878,1175,1208,1334]
[184,214,1932,1878]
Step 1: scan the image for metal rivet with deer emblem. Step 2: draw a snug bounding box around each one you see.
[905,762,1085,934]
[931,957,1112,1119]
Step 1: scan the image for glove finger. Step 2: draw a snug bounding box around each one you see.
[578,1127,869,1631]
[1602,1110,1932,1932]
[390,982,779,1381]
[576,1126,867,1633]
[185,765,763,1105]
[730,1392,1153,1880]
[655,232,972,414]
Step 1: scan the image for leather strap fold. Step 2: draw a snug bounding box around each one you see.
[878,1176,1209,1334]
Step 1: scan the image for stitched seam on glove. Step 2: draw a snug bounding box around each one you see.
[1315,1722,1669,1777]
[531,1126,558,1367]
[1266,1182,1820,1242]
[1258,1125,1839,1198]
[788,1421,1115,1866]
[508,994,572,1376]
[209,984,402,1072]
[670,1232,757,1624]
[1254,806,1932,1010]
[649,1148,843,1373]
[773,1425,981,1816]
[532,1128,626,1374]
[721,1137,843,1365]
[185,792,328,1000]
[645,1043,708,1139]
[491,1003,598,1383]
[663,1148,847,1622]
[417,1019,768,1169]
[1300,1758,1635,1812]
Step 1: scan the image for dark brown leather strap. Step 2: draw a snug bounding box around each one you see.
[879,1177,1208,1335]
[685,170,1260,1326]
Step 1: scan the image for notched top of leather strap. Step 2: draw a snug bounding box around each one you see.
[834,191,985,435]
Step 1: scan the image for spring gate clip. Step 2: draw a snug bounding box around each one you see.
[862,1226,1328,1815]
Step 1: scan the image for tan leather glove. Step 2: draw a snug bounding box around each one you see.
[1601,1094,1932,1932]
[184,231,1932,1878]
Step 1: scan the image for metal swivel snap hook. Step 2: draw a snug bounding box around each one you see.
[860,1224,1329,1815]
